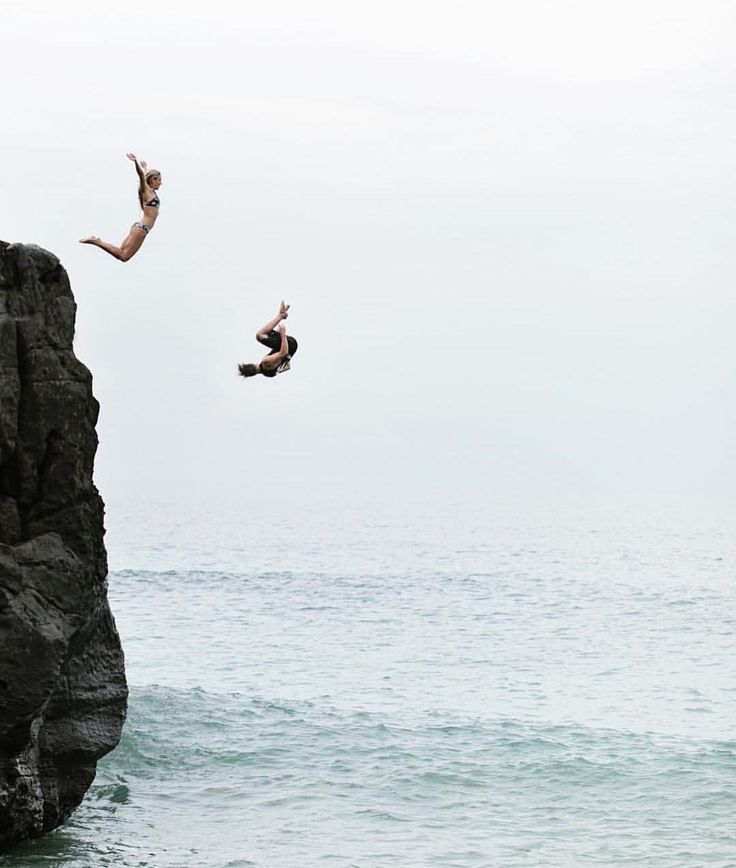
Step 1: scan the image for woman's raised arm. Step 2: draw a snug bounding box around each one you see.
[127,152,151,202]
[127,152,146,181]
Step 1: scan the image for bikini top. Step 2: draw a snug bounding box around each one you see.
[145,195,160,208]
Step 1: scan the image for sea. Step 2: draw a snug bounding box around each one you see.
[5,495,736,867]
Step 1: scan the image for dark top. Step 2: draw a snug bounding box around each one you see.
[258,329,298,378]
[145,195,161,208]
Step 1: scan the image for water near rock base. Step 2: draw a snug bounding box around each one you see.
[7,499,735,867]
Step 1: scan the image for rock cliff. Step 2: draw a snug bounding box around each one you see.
[0,242,127,850]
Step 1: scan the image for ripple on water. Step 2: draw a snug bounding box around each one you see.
[7,685,736,867]
[7,510,736,867]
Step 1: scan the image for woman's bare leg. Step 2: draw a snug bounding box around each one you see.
[80,228,146,262]
[79,237,125,260]
[255,301,290,345]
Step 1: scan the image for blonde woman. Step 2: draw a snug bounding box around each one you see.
[80,153,162,262]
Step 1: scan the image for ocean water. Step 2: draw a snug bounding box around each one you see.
[6,497,736,867]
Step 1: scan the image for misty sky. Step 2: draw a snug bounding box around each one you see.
[4,0,736,513]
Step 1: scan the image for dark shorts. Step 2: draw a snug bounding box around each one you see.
[259,330,298,357]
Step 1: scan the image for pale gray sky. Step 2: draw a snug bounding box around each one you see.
[4,0,736,513]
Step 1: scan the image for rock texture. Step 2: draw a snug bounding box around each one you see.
[0,242,127,850]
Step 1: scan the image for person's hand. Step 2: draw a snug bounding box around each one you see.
[126,152,138,162]
[279,300,290,320]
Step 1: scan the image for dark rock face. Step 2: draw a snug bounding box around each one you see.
[0,242,127,850]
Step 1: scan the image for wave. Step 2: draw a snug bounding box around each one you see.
[8,683,736,867]
[103,684,736,794]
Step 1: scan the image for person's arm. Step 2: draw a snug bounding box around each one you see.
[277,322,288,356]
[127,152,150,202]
[255,302,290,344]
[260,324,289,371]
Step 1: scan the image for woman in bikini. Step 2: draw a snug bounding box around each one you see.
[238,301,298,379]
[80,153,161,262]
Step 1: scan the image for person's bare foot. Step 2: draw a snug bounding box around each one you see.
[79,237,100,244]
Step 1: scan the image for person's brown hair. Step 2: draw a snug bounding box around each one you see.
[238,363,260,378]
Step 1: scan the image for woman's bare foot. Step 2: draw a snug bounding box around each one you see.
[79,237,100,244]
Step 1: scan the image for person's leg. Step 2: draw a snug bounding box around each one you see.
[79,237,125,260]
[117,228,146,261]
[257,330,282,352]
[80,227,146,262]
[262,333,297,357]
[256,305,288,346]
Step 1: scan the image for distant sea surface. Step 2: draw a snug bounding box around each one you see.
[7,497,736,867]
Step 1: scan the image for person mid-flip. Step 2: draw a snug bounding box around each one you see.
[80,153,162,262]
[238,301,298,379]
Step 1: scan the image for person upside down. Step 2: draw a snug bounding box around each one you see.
[80,153,162,262]
[238,301,298,379]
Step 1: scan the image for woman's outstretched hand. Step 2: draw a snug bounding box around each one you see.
[127,153,147,170]
[279,300,290,320]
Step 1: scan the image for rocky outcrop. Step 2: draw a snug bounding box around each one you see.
[0,242,127,850]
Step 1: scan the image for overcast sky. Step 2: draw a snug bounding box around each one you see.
[4,0,736,514]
